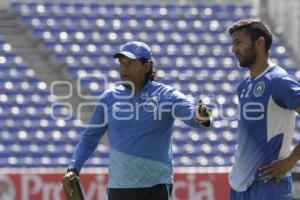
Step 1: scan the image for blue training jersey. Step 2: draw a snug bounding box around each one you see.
[229,64,300,192]
[69,80,208,188]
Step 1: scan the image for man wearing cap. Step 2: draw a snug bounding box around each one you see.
[62,41,212,200]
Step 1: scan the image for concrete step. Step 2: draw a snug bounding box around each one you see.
[51,84,72,97]
[76,110,93,124]
[12,43,37,48]
[31,64,58,73]
[18,54,47,62]
[0,27,26,34]
[0,11,16,19]
[15,46,44,53]
[5,34,29,41]
[31,63,61,74]
[16,47,45,54]
[0,19,18,26]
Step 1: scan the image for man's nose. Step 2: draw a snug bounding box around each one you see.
[119,63,128,72]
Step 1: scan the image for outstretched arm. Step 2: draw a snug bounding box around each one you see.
[168,89,212,128]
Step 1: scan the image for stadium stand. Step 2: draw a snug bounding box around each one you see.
[3,1,298,169]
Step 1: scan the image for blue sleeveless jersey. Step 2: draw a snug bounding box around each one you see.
[229,64,300,191]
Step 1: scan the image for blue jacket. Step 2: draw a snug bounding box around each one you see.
[69,80,210,188]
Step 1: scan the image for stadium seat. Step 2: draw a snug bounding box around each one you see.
[6,1,300,168]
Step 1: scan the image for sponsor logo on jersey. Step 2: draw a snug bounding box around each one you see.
[253,81,265,97]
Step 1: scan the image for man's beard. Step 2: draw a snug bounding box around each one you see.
[238,46,256,68]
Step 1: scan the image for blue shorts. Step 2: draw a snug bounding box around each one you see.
[230,176,293,200]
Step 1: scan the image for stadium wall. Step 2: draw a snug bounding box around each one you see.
[0,0,9,9]
[260,0,300,67]
[1,170,300,199]
[1,170,230,200]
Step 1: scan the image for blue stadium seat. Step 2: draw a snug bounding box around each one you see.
[5,1,300,168]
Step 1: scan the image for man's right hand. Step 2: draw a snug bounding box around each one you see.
[195,100,212,126]
[62,171,77,195]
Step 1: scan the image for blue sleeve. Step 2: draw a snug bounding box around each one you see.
[69,92,109,173]
[272,75,300,110]
[167,88,211,128]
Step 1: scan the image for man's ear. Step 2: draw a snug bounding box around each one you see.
[256,36,265,50]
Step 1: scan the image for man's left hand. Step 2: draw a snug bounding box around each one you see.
[259,157,295,184]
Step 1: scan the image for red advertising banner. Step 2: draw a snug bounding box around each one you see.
[0,172,230,200]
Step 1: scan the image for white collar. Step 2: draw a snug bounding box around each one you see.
[252,61,275,81]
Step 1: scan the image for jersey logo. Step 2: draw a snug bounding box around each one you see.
[253,81,265,97]
[143,97,158,112]
[133,46,141,55]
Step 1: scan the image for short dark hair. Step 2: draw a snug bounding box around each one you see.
[146,67,156,81]
[228,18,273,53]
[139,58,149,64]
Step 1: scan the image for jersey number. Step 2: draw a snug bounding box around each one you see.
[240,83,252,98]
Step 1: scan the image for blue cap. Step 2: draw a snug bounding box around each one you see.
[113,41,152,60]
